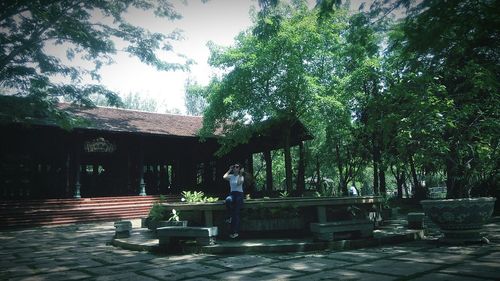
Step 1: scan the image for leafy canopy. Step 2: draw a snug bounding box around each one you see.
[0,0,192,123]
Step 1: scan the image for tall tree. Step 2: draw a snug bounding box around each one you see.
[0,0,192,123]
[201,2,348,192]
[121,92,158,112]
[184,78,208,116]
[389,0,500,198]
[337,11,389,195]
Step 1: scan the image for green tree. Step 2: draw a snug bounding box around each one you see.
[333,11,389,195]
[184,77,208,116]
[121,92,158,112]
[201,2,349,192]
[388,0,500,198]
[0,0,191,123]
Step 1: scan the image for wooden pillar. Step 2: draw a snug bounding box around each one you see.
[138,145,146,196]
[246,154,254,177]
[65,152,71,197]
[153,164,159,194]
[91,164,98,196]
[126,151,132,195]
[73,142,81,199]
[296,141,305,195]
[264,150,273,191]
[159,164,166,194]
[245,154,254,194]
[165,164,171,190]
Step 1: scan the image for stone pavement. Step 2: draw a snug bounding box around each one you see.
[1,218,499,281]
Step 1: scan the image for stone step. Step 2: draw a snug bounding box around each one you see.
[0,195,181,228]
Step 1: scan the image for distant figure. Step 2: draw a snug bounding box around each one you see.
[349,185,358,196]
[223,163,244,239]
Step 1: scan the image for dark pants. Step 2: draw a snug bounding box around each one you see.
[225,191,244,234]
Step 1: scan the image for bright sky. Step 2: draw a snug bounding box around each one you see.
[88,0,367,114]
[98,0,259,114]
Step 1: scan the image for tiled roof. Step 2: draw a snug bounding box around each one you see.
[59,104,204,137]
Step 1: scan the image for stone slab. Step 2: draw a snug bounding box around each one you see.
[439,260,500,279]
[205,255,277,270]
[157,226,218,238]
[270,256,353,273]
[347,259,441,277]
[141,262,225,281]
[303,268,398,281]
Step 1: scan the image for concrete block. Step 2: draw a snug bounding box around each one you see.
[114,220,132,238]
[407,212,425,229]
[310,220,374,241]
[157,226,218,247]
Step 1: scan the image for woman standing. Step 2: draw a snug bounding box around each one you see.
[223,163,244,239]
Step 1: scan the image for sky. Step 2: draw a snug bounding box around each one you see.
[98,0,259,114]
[83,0,368,114]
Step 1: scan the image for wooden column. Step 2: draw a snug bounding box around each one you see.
[245,154,254,194]
[138,144,146,196]
[126,151,132,195]
[73,142,81,199]
[264,150,273,191]
[65,152,71,197]
[296,141,305,195]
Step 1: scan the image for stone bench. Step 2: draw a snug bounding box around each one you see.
[159,196,383,227]
[157,226,218,248]
[310,219,374,241]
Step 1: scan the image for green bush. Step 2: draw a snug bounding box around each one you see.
[181,190,219,203]
[148,195,167,222]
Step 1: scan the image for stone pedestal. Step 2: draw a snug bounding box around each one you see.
[407,212,425,229]
[114,221,132,238]
[421,197,496,244]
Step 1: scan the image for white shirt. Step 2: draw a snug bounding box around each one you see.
[229,174,244,192]
[349,186,358,196]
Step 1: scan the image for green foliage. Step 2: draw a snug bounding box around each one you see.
[181,191,219,203]
[148,205,165,222]
[279,190,290,198]
[168,209,180,222]
[384,0,500,198]
[184,78,208,116]
[0,0,191,124]
[120,92,158,112]
[148,195,167,222]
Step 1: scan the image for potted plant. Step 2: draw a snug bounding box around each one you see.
[420,136,496,244]
[161,209,188,227]
[146,196,188,232]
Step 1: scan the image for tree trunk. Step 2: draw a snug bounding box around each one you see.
[409,155,426,200]
[373,161,379,195]
[335,143,346,195]
[283,128,293,192]
[390,164,404,199]
[379,167,386,195]
[315,155,322,193]
[372,140,381,195]
[296,141,305,195]
[446,140,466,198]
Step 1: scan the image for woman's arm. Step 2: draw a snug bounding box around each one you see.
[237,173,244,186]
[223,166,232,180]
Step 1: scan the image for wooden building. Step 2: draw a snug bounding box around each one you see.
[0,102,311,200]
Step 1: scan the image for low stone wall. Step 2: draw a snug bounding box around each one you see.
[159,196,383,234]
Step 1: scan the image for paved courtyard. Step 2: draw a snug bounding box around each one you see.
[1,218,499,281]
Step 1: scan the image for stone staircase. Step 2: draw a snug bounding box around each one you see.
[0,195,180,229]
